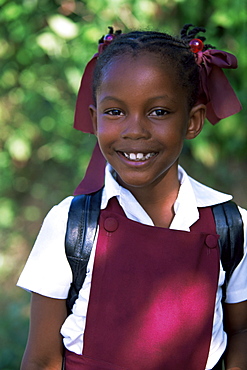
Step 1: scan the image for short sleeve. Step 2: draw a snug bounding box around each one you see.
[225,206,247,303]
[17,197,74,299]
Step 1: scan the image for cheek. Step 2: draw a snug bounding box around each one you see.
[155,124,180,141]
[96,123,115,150]
[96,118,120,139]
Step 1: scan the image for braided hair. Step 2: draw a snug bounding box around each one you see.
[93,24,214,110]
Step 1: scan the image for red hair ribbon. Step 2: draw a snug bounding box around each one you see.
[195,49,242,125]
[73,40,114,195]
[74,43,106,133]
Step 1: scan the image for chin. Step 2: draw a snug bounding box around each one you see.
[116,175,155,190]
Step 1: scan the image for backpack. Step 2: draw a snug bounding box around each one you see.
[65,189,244,313]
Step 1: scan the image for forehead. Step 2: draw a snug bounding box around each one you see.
[97,53,186,104]
[101,53,176,83]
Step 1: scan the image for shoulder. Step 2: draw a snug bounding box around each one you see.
[238,206,247,252]
[189,175,247,236]
[178,166,233,207]
[226,204,247,303]
[187,175,233,207]
[17,196,75,298]
[47,196,74,217]
[41,196,74,232]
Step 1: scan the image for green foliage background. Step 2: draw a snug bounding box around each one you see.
[0,0,246,368]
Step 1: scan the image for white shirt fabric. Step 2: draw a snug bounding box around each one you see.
[17,164,247,370]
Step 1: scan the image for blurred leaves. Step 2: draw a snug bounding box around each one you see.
[0,0,246,368]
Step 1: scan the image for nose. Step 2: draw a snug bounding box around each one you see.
[121,115,150,140]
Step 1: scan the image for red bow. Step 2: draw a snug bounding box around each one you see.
[196,49,242,125]
[73,43,107,195]
[73,42,108,134]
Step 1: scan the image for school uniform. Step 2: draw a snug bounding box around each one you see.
[17,164,247,370]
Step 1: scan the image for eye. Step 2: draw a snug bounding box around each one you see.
[149,108,169,117]
[104,109,124,116]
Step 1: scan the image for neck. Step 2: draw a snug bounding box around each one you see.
[117,166,180,228]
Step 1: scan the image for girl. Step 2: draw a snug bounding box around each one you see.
[18,25,247,370]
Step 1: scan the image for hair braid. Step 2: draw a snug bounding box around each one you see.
[180,24,215,50]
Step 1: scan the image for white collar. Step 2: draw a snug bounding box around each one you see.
[101,164,232,231]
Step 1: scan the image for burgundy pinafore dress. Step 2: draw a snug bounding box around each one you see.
[65,197,220,370]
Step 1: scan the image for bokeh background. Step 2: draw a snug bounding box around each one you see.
[0,0,246,368]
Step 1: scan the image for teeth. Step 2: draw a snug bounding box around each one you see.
[136,153,144,160]
[129,153,136,160]
[123,152,155,161]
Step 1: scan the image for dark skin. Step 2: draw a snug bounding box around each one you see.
[20,293,67,370]
[21,54,247,369]
[224,301,247,370]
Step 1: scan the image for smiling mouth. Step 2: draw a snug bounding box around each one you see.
[120,152,157,161]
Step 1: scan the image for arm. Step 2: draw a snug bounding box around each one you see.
[223,300,247,370]
[21,293,68,370]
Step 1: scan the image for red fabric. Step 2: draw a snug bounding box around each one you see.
[65,199,220,370]
[73,53,98,134]
[196,49,242,124]
[65,350,125,369]
[73,142,106,195]
[72,45,106,195]
[73,43,107,133]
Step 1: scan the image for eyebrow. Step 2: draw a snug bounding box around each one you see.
[98,96,123,104]
[98,95,177,105]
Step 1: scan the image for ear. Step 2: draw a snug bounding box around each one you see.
[89,104,98,135]
[186,104,206,140]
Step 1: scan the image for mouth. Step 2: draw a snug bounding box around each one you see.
[119,152,157,162]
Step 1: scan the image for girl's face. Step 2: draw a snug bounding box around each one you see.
[90,54,205,194]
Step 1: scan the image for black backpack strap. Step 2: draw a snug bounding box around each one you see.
[65,188,103,313]
[212,201,244,300]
